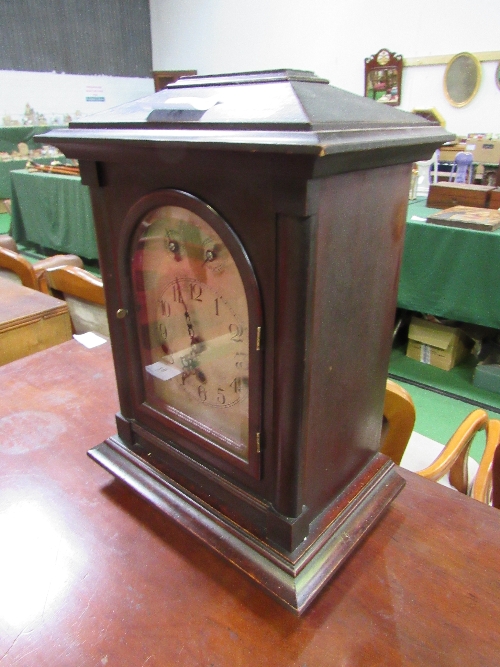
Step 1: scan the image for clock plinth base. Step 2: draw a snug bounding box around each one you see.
[89,435,404,615]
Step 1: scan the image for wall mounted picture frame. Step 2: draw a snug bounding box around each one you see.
[496,62,500,91]
[364,49,403,106]
[444,52,482,107]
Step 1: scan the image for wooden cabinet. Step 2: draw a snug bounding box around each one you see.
[427,182,495,208]
[0,276,72,365]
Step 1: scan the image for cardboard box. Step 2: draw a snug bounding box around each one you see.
[465,139,500,165]
[406,317,470,371]
[439,144,467,163]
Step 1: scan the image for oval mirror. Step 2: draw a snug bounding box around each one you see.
[444,52,481,107]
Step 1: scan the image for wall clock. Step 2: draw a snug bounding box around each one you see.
[40,70,451,614]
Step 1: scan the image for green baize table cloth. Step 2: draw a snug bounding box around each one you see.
[398,198,500,329]
[9,169,98,260]
[0,158,59,198]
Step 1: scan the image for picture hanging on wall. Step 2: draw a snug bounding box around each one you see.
[496,62,500,91]
[364,49,403,106]
[444,52,481,107]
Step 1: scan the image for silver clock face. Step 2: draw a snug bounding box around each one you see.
[132,204,250,460]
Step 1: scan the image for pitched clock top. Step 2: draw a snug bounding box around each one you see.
[36,69,452,160]
[65,69,437,131]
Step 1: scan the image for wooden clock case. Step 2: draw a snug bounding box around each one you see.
[40,70,451,614]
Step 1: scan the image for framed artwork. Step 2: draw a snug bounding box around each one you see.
[444,53,481,107]
[496,62,500,91]
[364,49,403,106]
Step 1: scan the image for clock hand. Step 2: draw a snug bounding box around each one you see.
[175,278,207,384]
[175,277,199,346]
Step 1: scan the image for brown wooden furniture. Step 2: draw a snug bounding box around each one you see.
[492,442,500,508]
[0,237,83,292]
[152,69,197,91]
[427,182,495,208]
[42,69,450,613]
[381,378,416,465]
[45,264,109,336]
[1,339,500,665]
[382,379,500,503]
[0,275,72,364]
[471,419,500,504]
[0,232,17,251]
[490,188,500,208]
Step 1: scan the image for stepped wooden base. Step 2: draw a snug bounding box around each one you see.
[89,436,405,614]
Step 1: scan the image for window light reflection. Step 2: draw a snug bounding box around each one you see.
[0,500,77,628]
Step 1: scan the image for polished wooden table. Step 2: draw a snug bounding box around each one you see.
[1,340,500,666]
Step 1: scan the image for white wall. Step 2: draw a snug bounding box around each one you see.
[149,0,500,137]
[0,70,154,126]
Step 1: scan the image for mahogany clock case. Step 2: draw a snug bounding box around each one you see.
[39,70,451,613]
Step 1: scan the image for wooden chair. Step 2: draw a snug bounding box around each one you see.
[0,236,83,293]
[0,234,18,252]
[381,379,416,465]
[491,442,500,508]
[381,379,500,505]
[45,265,109,337]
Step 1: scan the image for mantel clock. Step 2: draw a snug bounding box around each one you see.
[40,70,451,614]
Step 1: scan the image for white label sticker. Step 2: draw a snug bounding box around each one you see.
[420,344,431,364]
[145,360,181,382]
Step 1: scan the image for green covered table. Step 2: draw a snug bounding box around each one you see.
[398,198,500,328]
[0,158,62,198]
[9,169,98,260]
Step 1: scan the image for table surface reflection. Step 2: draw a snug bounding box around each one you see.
[1,340,500,666]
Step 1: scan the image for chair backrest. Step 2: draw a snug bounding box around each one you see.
[416,409,489,494]
[449,151,474,184]
[0,246,39,290]
[492,441,500,508]
[381,379,416,465]
[470,418,500,504]
[414,150,440,197]
[0,234,19,253]
[45,265,109,337]
[382,379,500,505]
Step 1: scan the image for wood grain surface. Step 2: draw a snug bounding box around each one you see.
[0,340,499,666]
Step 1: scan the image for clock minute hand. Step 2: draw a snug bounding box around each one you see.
[175,279,206,387]
[175,277,197,346]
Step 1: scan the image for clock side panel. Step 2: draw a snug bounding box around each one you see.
[301,163,411,514]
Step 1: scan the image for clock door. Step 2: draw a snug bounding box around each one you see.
[127,190,262,478]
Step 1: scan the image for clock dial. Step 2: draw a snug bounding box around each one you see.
[132,203,250,461]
